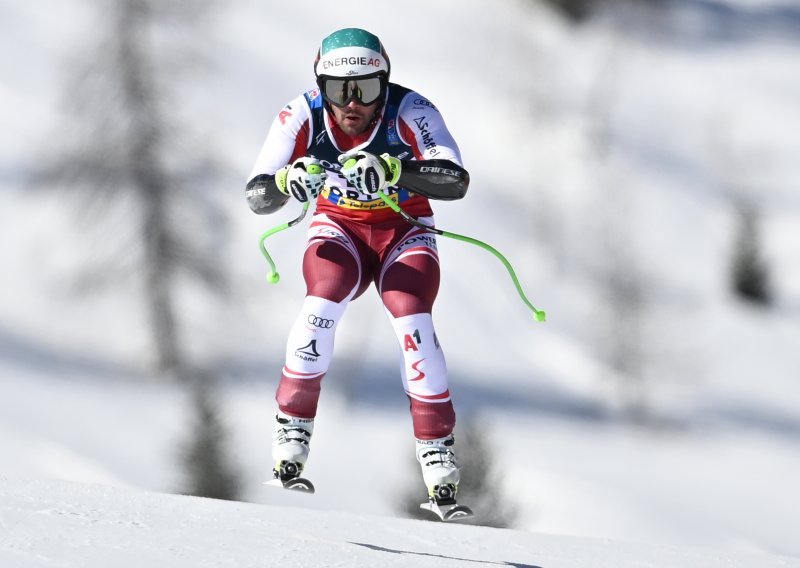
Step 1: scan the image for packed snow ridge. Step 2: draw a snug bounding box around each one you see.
[0,478,795,568]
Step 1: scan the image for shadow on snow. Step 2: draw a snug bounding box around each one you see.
[350,542,544,568]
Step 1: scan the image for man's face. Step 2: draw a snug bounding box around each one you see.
[330,99,380,137]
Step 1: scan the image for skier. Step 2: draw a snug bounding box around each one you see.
[245,28,471,512]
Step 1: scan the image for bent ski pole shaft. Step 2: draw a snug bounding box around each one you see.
[377,190,546,322]
[258,201,310,284]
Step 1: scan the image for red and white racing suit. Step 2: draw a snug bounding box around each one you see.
[246,83,468,439]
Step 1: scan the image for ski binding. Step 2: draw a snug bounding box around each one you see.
[264,461,315,494]
[419,484,473,522]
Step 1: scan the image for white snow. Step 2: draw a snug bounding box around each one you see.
[1,478,796,568]
[2,0,800,565]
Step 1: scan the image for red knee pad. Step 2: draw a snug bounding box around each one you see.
[409,397,456,439]
[276,373,323,419]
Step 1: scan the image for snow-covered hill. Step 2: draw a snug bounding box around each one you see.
[1,478,796,568]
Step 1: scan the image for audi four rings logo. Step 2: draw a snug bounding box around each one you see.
[308,314,334,328]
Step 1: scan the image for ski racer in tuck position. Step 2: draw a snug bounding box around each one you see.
[245,27,471,516]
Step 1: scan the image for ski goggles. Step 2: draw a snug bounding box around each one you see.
[317,73,387,107]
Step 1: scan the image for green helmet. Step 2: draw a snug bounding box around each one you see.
[314,29,391,107]
[314,28,391,79]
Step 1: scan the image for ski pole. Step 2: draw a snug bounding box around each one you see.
[377,190,546,322]
[258,201,310,284]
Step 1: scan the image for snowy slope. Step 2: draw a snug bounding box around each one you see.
[4,364,800,558]
[1,478,797,568]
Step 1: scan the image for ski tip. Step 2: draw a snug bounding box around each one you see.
[420,501,474,522]
[444,505,474,521]
[285,478,316,494]
[263,477,316,494]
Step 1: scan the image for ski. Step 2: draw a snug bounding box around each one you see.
[419,484,473,522]
[420,500,474,522]
[264,476,315,494]
[264,460,315,494]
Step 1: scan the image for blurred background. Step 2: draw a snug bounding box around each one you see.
[2,0,799,557]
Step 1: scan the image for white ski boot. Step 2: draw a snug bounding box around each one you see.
[416,435,473,521]
[267,410,315,493]
[416,435,460,497]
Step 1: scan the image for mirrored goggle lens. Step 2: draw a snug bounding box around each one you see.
[323,77,383,106]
